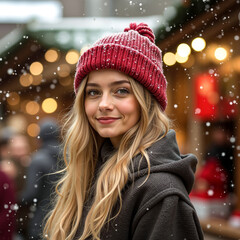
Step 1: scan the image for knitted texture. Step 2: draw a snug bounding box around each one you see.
[74,22,167,110]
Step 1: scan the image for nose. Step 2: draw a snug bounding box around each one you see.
[98,93,114,111]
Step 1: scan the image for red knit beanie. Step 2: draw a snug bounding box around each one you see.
[74,22,167,110]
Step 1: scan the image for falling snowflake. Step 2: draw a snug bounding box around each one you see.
[207,189,214,196]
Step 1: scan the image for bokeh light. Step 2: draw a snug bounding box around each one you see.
[30,61,43,75]
[19,73,33,87]
[6,92,20,106]
[25,101,40,115]
[214,47,227,61]
[177,43,191,57]
[191,37,206,52]
[57,64,71,77]
[42,98,58,114]
[163,52,176,66]
[175,52,188,63]
[27,123,40,137]
[45,49,59,62]
[65,49,80,64]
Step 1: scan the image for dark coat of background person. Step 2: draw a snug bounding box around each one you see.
[0,169,16,240]
[20,118,62,239]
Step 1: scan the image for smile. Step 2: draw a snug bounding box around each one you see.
[96,117,120,124]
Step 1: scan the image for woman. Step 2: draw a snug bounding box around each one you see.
[44,23,203,240]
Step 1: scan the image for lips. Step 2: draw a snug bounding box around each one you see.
[96,117,120,124]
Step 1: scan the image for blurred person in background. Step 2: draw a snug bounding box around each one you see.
[20,118,61,240]
[9,133,31,240]
[0,128,32,239]
[8,133,31,197]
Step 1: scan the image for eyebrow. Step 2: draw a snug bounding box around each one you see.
[86,80,130,87]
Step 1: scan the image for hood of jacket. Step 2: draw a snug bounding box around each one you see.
[100,129,197,194]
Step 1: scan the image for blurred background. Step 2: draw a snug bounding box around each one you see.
[0,0,240,239]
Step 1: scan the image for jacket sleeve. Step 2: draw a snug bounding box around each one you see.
[132,194,204,240]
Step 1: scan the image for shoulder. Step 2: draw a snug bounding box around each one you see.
[119,171,193,222]
[118,172,197,233]
[124,171,190,207]
[31,149,52,169]
[124,168,197,221]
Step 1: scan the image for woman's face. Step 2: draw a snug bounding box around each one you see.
[84,69,140,148]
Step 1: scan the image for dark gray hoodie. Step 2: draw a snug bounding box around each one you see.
[74,129,203,240]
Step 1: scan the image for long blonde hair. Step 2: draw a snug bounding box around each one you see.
[43,75,170,240]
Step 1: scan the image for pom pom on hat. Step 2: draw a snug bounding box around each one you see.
[74,22,167,111]
[124,22,155,43]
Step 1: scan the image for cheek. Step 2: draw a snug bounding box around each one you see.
[118,98,140,119]
[84,100,96,120]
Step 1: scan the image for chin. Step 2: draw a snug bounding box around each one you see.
[99,133,117,138]
[98,130,119,139]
